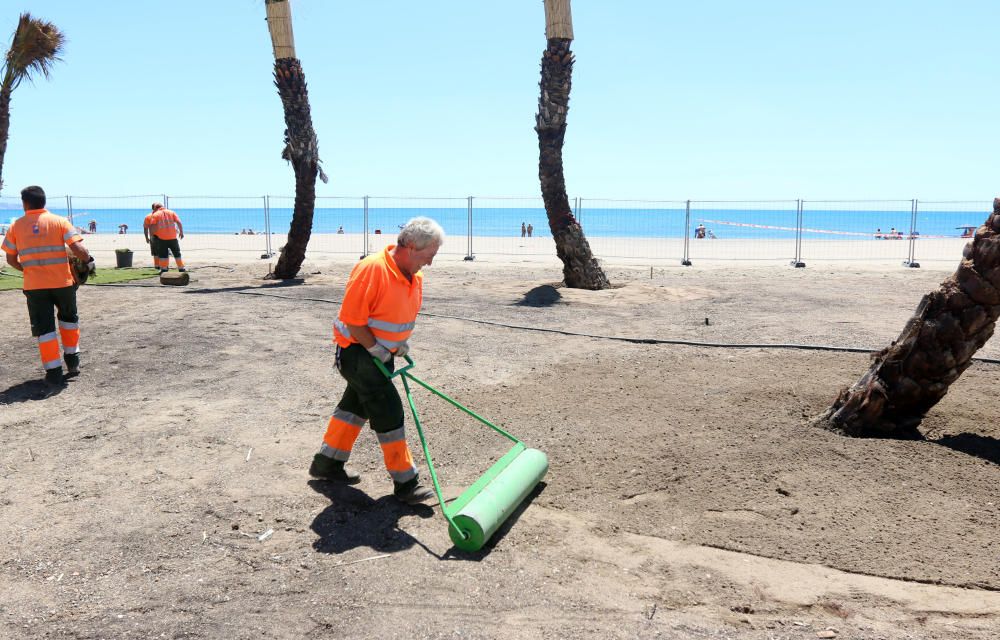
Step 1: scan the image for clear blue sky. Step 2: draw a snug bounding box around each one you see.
[3,1,999,200]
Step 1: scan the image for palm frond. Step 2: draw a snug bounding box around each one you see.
[3,13,65,89]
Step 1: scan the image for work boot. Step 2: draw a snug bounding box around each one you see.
[308,454,361,484]
[65,354,80,377]
[44,368,66,387]
[394,478,435,505]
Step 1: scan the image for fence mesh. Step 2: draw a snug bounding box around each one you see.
[1,193,993,267]
[689,200,799,263]
[800,200,914,264]
[911,200,992,266]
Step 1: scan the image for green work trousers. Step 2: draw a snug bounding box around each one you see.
[24,285,78,337]
[335,343,404,433]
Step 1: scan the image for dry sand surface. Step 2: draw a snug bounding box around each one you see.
[1,253,999,639]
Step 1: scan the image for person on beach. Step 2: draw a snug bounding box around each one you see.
[88,219,96,233]
[308,216,445,505]
[521,221,526,238]
[527,223,533,238]
[149,202,186,273]
[3,185,95,387]
[695,223,706,239]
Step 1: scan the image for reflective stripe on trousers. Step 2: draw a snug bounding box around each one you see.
[321,408,366,461]
[377,426,417,484]
[37,331,61,370]
[59,320,80,354]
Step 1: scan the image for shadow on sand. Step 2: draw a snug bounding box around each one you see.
[308,479,547,560]
[0,379,67,404]
[933,432,1000,466]
[516,284,562,308]
[308,480,435,556]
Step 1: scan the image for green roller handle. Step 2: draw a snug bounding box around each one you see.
[446,447,549,551]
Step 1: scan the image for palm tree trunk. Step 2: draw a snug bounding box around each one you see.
[265,0,321,280]
[814,198,1000,438]
[535,1,609,290]
[0,84,12,193]
[271,56,319,279]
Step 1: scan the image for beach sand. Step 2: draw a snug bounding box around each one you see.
[1,245,998,639]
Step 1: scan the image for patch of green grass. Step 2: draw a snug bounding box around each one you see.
[0,267,161,291]
[89,267,162,285]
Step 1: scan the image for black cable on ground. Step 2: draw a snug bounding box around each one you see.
[221,289,1000,365]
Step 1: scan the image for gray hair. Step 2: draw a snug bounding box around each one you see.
[398,217,445,250]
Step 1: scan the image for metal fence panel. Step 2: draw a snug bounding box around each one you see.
[267,196,366,257]
[162,196,269,256]
[912,200,992,265]
[366,196,469,257]
[574,198,687,262]
[465,196,549,257]
[800,200,914,263]
[688,200,799,263]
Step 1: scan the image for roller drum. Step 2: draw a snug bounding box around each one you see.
[448,448,548,551]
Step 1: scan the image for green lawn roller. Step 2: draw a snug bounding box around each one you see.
[374,356,548,552]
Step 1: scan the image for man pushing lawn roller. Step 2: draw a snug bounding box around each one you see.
[309,217,549,549]
[309,217,445,504]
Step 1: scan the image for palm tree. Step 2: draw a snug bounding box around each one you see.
[535,0,610,290]
[0,13,65,194]
[264,0,326,279]
[814,198,1000,438]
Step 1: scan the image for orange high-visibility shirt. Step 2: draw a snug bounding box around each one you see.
[2,209,81,290]
[143,212,156,233]
[333,245,423,350]
[151,208,181,240]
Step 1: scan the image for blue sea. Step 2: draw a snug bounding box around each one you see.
[6,205,990,240]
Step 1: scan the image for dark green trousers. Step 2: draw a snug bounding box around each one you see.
[156,238,182,259]
[335,343,403,433]
[24,286,78,337]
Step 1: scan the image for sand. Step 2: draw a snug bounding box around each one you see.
[1,242,998,639]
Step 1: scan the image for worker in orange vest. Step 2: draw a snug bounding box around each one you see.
[3,185,94,386]
[143,203,162,269]
[149,202,186,273]
[309,217,445,504]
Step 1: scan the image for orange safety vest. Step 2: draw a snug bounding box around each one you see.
[333,245,423,350]
[143,212,156,234]
[2,209,81,290]
[151,208,181,240]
